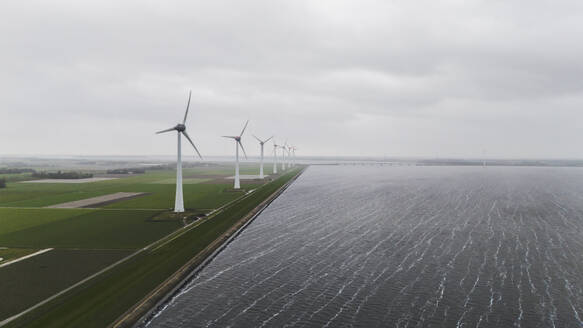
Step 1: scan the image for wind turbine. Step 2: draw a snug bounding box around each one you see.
[223,120,249,189]
[156,90,203,213]
[253,135,273,179]
[281,142,287,171]
[282,141,292,169]
[291,146,297,166]
[272,140,279,174]
[287,145,293,167]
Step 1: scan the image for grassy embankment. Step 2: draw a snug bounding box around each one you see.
[5,167,303,328]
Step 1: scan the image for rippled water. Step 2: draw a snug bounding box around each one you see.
[149,166,583,328]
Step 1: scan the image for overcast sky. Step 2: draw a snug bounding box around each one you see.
[1,0,583,158]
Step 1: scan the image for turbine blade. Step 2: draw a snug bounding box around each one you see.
[182,90,192,124]
[238,141,248,159]
[252,134,262,143]
[239,120,249,137]
[156,127,176,134]
[182,131,203,160]
[222,136,237,139]
[264,136,273,143]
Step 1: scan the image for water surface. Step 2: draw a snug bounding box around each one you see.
[149,166,583,327]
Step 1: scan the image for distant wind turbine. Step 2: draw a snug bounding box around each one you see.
[223,120,249,189]
[272,140,279,174]
[253,135,273,179]
[287,145,294,167]
[283,141,292,169]
[281,142,287,171]
[156,90,203,213]
[291,146,297,166]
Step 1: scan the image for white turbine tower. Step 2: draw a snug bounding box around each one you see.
[272,141,279,174]
[291,146,297,166]
[282,141,292,169]
[287,145,293,167]
[156,91,203,213]
[253,135,273,179]
[223,120,249,189]
[281,143,287,171]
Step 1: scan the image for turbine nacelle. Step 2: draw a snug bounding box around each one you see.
[175,124,186,132]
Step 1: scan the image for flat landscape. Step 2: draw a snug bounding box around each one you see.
[0,161,301,327]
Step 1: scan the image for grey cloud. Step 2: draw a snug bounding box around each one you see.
[1,0,583,158]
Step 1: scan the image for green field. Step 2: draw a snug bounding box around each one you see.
[0,163,300,326]
[3,167,303,328]
[0,166,263,209]
[0,209,178,249]
[0,208,90,235]
[0,249,131,318]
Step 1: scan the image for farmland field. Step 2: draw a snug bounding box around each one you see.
[0,249,131,320]
[0,163,299,327]
[0,208,90,235]
[0,166,263,209]
[0,209,176,249]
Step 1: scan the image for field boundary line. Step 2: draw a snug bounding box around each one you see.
[0,248,53,268]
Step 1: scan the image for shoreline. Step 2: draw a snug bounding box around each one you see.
[110,167,306,328]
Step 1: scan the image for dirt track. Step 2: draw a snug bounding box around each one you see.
[21,178,118,184]
[45,192,146,208]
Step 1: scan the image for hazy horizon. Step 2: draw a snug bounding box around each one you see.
[2,0,583,158]
[2,154,583,163]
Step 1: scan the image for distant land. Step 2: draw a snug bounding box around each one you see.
[1,155,583,169]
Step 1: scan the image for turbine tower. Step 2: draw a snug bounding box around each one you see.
[287,145,293,167]
[223,120,249,189]
[272,140,279,174]
[282,141,291,170]
[291,146,297,166]
[253,135,273,179]
[156,90,203,213]
[281,143,287,171]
